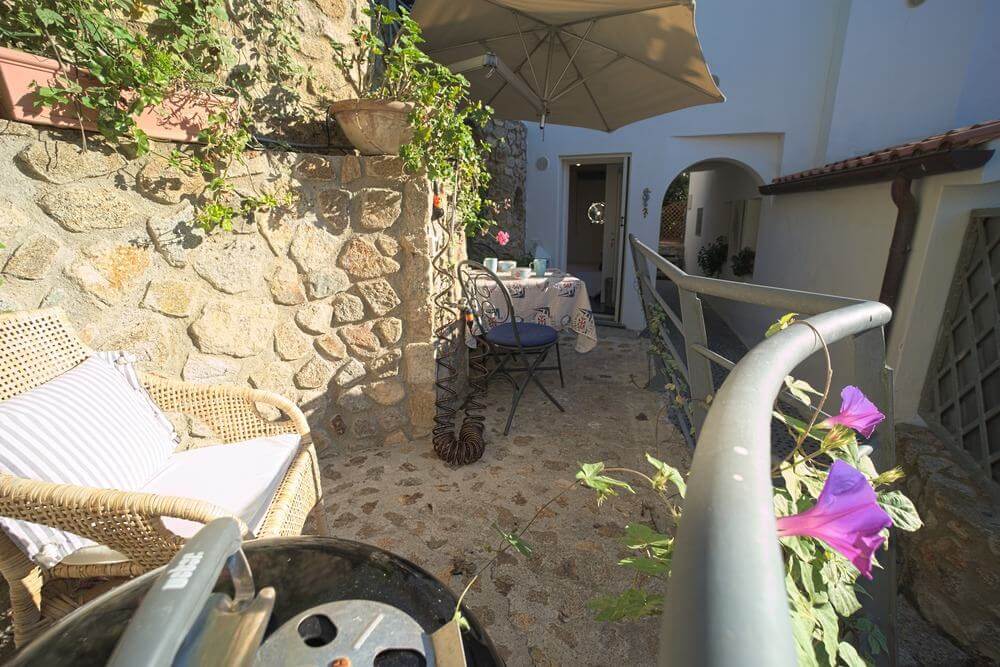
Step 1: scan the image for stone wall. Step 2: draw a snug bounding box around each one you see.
[0,120,442,453]
[471,119,527,258]
[895,424,1000,661]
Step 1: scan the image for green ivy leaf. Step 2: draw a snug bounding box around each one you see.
[618,555,671,577]
[493,524,533,558]
[784,375,822,406]
[645,453,686,497]
[877,490,923,532]
[576,462,635,505]
[587,589,663,622]
[838,641,866,667]
[621,523,672,551]
[766,312,800,337]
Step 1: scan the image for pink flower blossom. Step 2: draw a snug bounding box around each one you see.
[496,230,510,246]
[822,385,885,439]
[777,460,892,578]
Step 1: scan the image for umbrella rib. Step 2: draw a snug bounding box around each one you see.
[424,27,547,57]
[514,13,543,97]
[555,32,610,132]
[549,56,624,104]
[548,20,596,99]
[485,31,549,109]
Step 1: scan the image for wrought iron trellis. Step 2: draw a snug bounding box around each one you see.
[430,180,488,465]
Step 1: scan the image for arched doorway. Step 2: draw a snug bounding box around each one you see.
[659,159,763,279]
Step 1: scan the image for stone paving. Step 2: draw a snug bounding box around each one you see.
[318,326,689,665]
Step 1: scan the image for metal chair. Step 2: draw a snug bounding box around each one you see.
[457,260,565,435]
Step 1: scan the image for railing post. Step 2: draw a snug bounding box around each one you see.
[677,289,713,433]
[853,328,898,666]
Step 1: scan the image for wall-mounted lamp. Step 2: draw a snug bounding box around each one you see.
[642,187,652,218]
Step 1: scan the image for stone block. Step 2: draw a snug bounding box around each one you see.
[355,187,402,230]
[257,213,299,256]
[16,140,122,184]
[3,233,60,280]
[248,360,294,394]
[331,292,365,323]
[341,155,361,183]
[182,352,241,384]
[407,384,436,433]
[274,319,312,360]
[40,183,147,232]
[403,342,435,383]
[368,348,401,380]
[373,317,402,345]
[147,203,203,268]
[137,156,206,204]
[293,155,337,181]
[190,300,273,357]
[356,277,400,315]
[193,234,268,295]
[363,380,405,406]
[266,257,307,305]
[295,302,333,334]
[141,278,201,317]
[289,223,349,298]
[316,187,352,234]
[365,156,407,180]
[335,358,366,386]
[338,236,400,279]
[95,310,178,369]
[315,332,348,361]
[337,386,371,413]
[295,354,333,389]
[339,323,381,358]
[64,242,151,305]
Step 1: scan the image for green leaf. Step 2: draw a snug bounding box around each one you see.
[877,490,923,532]
[621,523,672,551]
[838,641,866,667]
[781,535,817,563]
[645,453,686,497]
[576,462,635,505]
[766,312,800,338]
[618,555,671,577]
[814,601,840,663]
[587,589,663,622]
[789,608,819,667]
[784,375,822,406]
[493,524,533,558]
[34,7,62,26]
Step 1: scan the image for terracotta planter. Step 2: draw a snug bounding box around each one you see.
[329,99,415,155]
[0,45,222,143]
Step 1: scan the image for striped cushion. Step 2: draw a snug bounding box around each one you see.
[0,354,178,567]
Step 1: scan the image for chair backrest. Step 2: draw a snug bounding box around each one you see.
[456,260,527,348]
[0,309,89,401]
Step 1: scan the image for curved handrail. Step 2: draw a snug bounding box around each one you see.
[657,300,891,665]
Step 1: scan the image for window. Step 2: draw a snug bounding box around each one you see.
[695,207,704,236]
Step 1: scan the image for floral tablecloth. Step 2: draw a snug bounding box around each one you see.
[470,271,598,353]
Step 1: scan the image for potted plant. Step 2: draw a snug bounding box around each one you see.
[730,246,755,279]
[696,236,728,278]
[330,6,495,236]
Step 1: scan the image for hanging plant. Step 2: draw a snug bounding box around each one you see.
[0,0,305,232]
[330,5,495,237]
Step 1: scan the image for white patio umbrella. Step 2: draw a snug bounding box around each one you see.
[411,0,724,132]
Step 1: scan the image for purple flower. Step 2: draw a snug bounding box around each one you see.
[822,385,885,439]
[777,460,892,578]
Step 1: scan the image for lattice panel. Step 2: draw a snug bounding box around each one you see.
[923,214,1000,483]
[660,201,687,243]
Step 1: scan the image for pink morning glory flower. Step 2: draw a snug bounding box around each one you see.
[496,230,510,246]
[822,385,885,439]
[776,460,892,578]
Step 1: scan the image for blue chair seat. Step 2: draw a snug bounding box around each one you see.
[485,322,558,348]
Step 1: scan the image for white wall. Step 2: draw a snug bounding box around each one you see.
[825,0,991,163]
[524,0,843,329]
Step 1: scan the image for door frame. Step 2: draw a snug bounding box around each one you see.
[558,153,632,323]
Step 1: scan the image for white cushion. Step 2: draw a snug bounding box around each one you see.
[140,433,300,539]
[0,354,178,567]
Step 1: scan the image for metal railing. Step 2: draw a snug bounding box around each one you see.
[628,235,897,666]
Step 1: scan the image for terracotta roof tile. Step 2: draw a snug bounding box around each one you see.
[772,119,1000,184]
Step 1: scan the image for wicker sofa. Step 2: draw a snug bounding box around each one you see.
[0,308,327,646]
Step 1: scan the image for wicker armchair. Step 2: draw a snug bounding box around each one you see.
[0,308,328,646]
